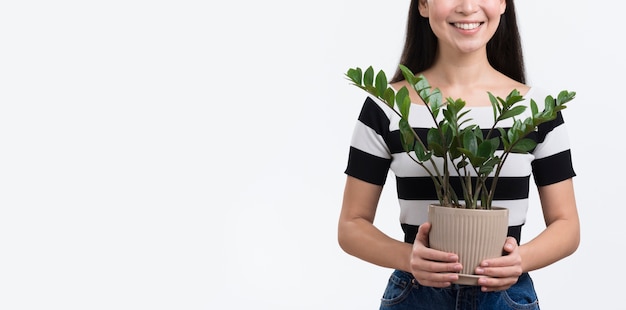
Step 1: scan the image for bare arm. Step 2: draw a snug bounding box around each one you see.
[339,176,467,287]
[518,178,580,272]
[475,178,580,291]
[337,176,412,272]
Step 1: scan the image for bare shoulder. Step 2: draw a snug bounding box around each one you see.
[493,74,530,97]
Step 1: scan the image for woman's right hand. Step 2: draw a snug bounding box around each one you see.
[409,222,463,287]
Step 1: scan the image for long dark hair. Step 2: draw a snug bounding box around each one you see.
[391,0,525,84]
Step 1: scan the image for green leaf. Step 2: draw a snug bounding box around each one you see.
[504,90,524,106]
[479,157,500,175]
[478,164,495,175]
[488,92,501,121]
[448,98,465,113]
[499,105,527,121]
[497,128,510,149]
[457,110,471,122]
[477,137,499,158]
[511,138,537,153]
[428,89,443,118]
[363,66,374,88]
[365,85,377,95]
[462,131,478,154]
[399,64,417,86]
[396,87,411,117]
[430,143,446,157]
[346,67,362,85]
[375,70,388,97]
[485,156,501,167]
[457,147,484,167]
[414,75,433,104]
[413,141,432,162]
[427,128,446,157]
[507,119,523,143]
[557,90,576,105]
[443,126,455,154]
[442,108,455,130]
[472,126,484,140]
[543,96,556,115]
[530,98,538,117]
[449,132,463,160]
[383,88,395,109]
[399,119,414,152]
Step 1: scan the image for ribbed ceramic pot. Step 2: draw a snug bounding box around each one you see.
[428,204,509,286]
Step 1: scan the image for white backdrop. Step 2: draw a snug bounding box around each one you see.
[0,1,622,309]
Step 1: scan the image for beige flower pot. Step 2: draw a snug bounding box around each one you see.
[428,204,509,285]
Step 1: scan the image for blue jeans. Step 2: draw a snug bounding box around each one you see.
[379,270,540,310]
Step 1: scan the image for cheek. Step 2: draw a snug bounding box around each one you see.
[425,7,449,26]
[490,1,507,18]
[483,6,504,24]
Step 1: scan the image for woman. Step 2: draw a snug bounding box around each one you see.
[337,0,580,309]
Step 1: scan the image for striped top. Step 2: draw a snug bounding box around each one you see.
[344,87,576,227]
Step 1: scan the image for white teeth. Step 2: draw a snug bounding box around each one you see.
[454,22,481,30]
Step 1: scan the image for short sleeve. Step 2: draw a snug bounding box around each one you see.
[344,97,392,186]
[531,111,576,186]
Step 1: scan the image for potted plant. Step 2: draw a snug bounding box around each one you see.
[345,65,575,285]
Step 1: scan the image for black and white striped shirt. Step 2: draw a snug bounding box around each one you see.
[345,87,576,231]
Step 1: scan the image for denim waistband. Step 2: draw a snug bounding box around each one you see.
[401,223,522,245]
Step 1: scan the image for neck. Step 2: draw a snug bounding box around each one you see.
[425,48,495,87]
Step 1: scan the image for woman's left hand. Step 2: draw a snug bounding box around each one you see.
[474,237,523,292]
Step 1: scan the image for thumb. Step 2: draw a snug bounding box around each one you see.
[416,222,431,247]
[503,237,517,254]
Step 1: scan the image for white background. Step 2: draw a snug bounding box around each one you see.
[0,1,621,309]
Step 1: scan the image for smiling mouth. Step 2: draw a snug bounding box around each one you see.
[453,22,483,30]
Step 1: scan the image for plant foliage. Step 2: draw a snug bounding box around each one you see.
[346,65,576,209]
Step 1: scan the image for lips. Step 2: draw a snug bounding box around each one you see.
[453,22,482,30]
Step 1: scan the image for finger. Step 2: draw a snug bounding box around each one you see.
[502,237,517,254]
[414,272,459,288]
[479,253,518,269]
[478,238,520,268]
[415,246,460,263]
[414,223,459,263]
[410,243,462,273]
[415,257,463,273]
[475,264,521,278]
[418,279,454,288]
[477,276,518,292]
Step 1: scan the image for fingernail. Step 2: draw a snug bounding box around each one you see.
[475,268,484,274]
